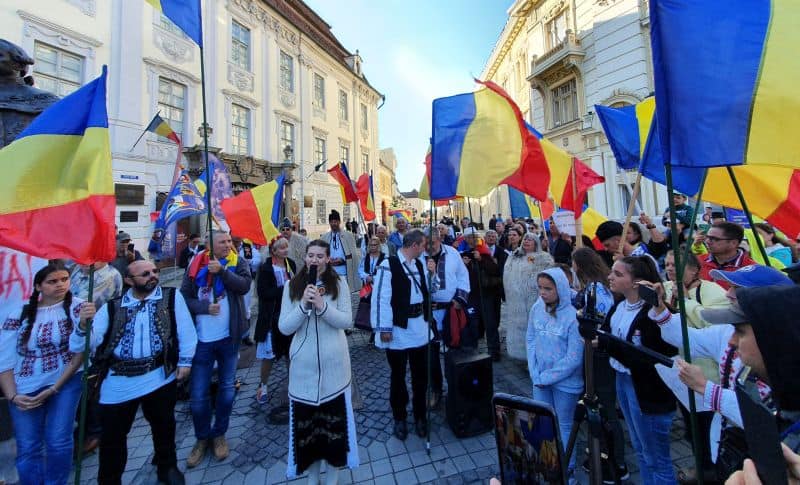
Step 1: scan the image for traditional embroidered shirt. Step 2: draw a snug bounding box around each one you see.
[328,231,348,277]
[0,299,84,394]
[371,251,430,350]
[70,287,197,404]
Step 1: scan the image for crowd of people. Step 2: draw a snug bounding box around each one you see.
[2,199,800,485]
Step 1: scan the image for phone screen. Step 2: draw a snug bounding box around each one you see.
[494,394,565,485]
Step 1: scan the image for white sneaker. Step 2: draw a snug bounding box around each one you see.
[256,383,268,405]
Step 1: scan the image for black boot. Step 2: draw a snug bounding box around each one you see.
[157,466,186,485]
[393,420,408,441]
[415,419,428,438]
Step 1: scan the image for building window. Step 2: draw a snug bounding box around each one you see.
[314,137,327,170]
[343,205,351,222]
[619,185,643,214]
[280,51,294,92]
[360,103,368,131]
[546,10,568,50]
[231,103,250,155]
[280,121,295,161]
[338,90,348,121]
[231,20,251,70]
[316,199,327,224]
[361,152,369,174]
[157,77,186,141]
[339,144,350,166]
[313,73,325,109]
[33,42,83,96]
[551,79,578,128]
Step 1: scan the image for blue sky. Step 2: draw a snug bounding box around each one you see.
[305,0,511,192]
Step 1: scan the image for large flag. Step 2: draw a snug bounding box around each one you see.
[327,162,359,204]
[154,170,206,231]
[145,0,203,47]
[0,67,115,264]
[650,0,800,169]
[596,98,654,170]
[430,80,550,201]
[355,173,376,221]
[598,98,800,241]
[195,152,233,230]
[524,123,604,216]
[220,175,285,245]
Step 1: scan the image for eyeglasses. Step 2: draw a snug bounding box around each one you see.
[131,268,160,278]
[705,236,735,243]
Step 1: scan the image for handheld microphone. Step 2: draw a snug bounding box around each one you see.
[306,265,318,310]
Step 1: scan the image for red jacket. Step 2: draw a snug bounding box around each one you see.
[699,250,757,290]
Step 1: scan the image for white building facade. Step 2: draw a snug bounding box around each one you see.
[481,0,667,221]
[1,0,383,247]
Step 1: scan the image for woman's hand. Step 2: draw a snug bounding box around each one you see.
[301,284,316,308]
[639,281,668,314]
[30,387,56,406]
[676,357,708,394]
[12,394,42,411]
[79,302,96,329]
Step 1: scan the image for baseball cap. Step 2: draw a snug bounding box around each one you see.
[116,232,132,242]
[701,302,748,325]
[710,264,794,288]
[463,227,480,237]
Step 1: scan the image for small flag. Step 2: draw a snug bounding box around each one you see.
[0,67,115,263]
[220,175,285,245]
[145,0,203,47]
[327,162,359,203]
[145,113,184,184]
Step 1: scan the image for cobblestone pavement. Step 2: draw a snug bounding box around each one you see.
[2,273,697,484]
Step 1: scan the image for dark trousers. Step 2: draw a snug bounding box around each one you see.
[431,341,443,394]
[593,351,626,465]
[387,344,428,422]
[679,405,715,470]
[98,381,178,485]
[482,293,501,356]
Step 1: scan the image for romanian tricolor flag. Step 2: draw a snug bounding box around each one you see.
[220,174,285,245]
[327,162,359,204]
[419,145,457,206]
[355,172,376,221]
[145,113,181,145]
[599,98,800,244]
[582,207,609,251]
[650,0,800,169]
[596,98,654,171]
[0,67,115,264]
[508,187,538,220]
[430,80,603,215]
[145,0,203,47]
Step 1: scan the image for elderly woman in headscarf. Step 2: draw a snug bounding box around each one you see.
[503,232,555,360]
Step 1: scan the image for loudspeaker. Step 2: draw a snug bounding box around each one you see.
[445,350,493,437]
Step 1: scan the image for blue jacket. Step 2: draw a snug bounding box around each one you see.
[527,267,584,393]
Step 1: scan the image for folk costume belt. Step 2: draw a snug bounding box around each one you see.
[407,303,424,318]
[110,353,164,377]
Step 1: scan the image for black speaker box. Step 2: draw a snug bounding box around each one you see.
[445,350,494,437]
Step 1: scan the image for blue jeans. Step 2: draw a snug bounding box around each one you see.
[9,373,82,485]
[534,385,581,473]
[190,337,239,440]
[616,373,676,485]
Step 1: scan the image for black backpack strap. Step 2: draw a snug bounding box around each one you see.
[695,284,703,305]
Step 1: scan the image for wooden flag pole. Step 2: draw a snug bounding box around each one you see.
[618,172,643,257]
[665,162,705,485]
[73,265,95,485]
[572,158,584,248]
[726,167,771,266]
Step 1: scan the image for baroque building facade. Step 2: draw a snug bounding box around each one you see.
[0,0,384,250]
[481,0,667,221]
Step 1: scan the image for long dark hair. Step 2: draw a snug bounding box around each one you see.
[288,239,340,302]
[572,247,610,286]
[21,262,73,348]
[620,255,661,284]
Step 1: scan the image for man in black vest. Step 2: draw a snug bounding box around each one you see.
[371,229,434,440]
[70,260,197,485]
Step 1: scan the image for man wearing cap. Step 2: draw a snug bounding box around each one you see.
[646,264,794,479]
[111,232,144,278]
[278,218,308,272]
[595,220,663,269]
[388,217,408,257]
[321,210,361,292]
[698,222,757,289]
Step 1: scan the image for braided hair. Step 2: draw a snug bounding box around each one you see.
[20,261,73,348]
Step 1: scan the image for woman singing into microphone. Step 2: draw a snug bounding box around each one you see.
[278,240,358,483]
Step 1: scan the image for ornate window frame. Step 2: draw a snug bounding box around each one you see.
[144,57,199,161]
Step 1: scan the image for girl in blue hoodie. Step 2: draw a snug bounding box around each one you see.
[527,267,585,478]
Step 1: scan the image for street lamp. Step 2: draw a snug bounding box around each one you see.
[283,144,294,163]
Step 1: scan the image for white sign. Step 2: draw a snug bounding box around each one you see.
[655,363,709,412]
[552,211,577,236]
[0,248,47,321]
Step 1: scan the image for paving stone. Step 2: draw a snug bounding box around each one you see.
[123,456,149,472]
[432,458,458,478]
[461,437,484,453]
[414,464,438,482]
[243,464,267,485]
[352,463,374,482]
[469,450,495,468]
[266,461,286,484]
[371,458,393,477]
[451,454,475,473]
[409,449,432,467]
[443,441,468,457]
[393,468,417,485]
[373,474,396,485]
[203,464,234,482]
[222,470,245,485]
[367,441,388,461]
[389,453,412,472]
[385,437,406,456]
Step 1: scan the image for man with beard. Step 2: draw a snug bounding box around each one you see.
[70,260,197,484]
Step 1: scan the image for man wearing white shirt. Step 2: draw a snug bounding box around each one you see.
[70,260,197,485]
[371,230,434,440]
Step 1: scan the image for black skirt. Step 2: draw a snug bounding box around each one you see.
[290,394,349,474]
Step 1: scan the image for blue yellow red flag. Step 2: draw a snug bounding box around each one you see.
[145,0,203,47]
[0,67,115,263]
[220,175,285,245]
[327,162,359,204]
[650,0,800,169]
[356,173,376,221]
